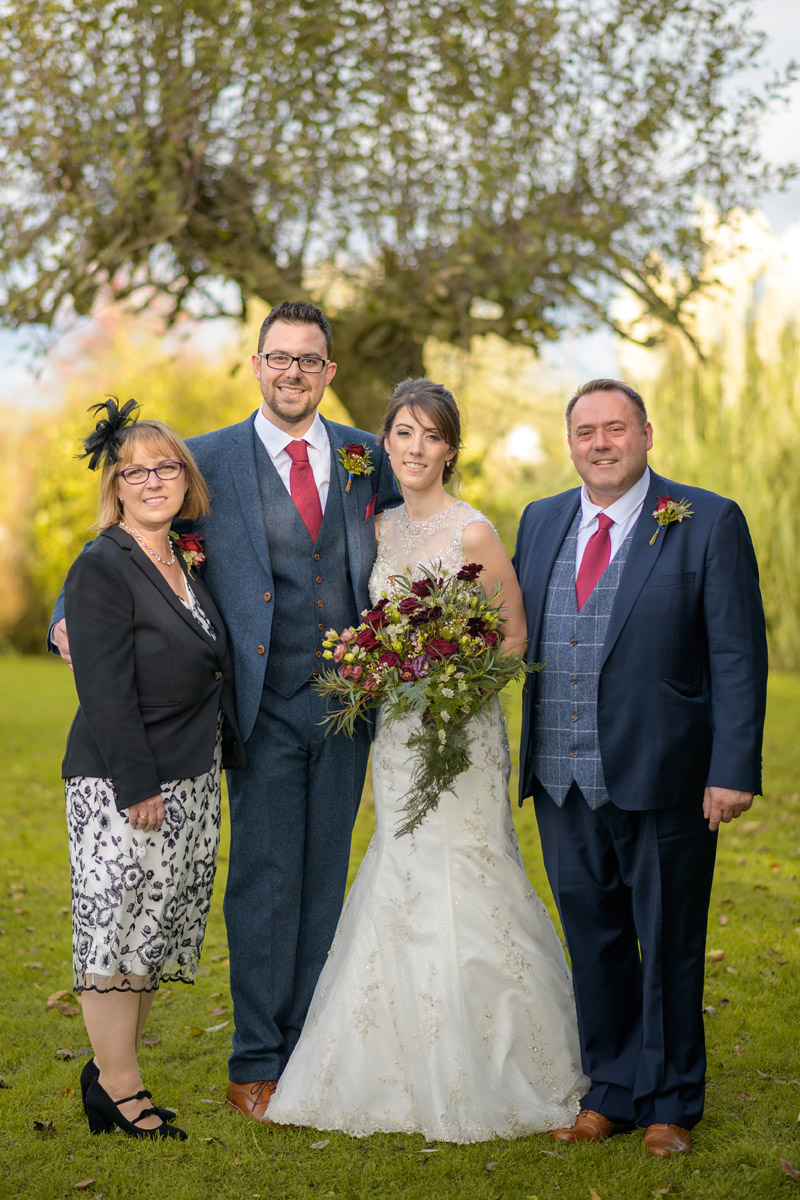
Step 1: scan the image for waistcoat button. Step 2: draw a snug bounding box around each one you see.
[257,644,266,655]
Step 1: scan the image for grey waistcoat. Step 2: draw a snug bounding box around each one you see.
[255,437,357,699]
[531,510,632,809]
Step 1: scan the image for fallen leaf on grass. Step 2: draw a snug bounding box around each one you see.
[233,1156,243,1165]
[73,1180,96,1191]
[0,1080,11,1089]
[55,1003,80,1016]
[142,1036,160,1046]
[653,1185,681,1195]
[310,1140,330,1150]
[209,1006,228,1017]
[736,1093,756,1101]
[486,1161,498,1171]
[55,1048,75,1060]
[707,949,725,962]
[780,1159,800,1181]
[757,1071,787,1083]
[25,961,44,968]
[203,1021,229,1033]
[418,1148,439,1153]
[211,953,229,963]
[197,1136,229,1149]
[718,914,729,926]
[47,990,72,1005]
[33,1120,55,1134]
[590,1189,603,1200]
[59,1088,76,1100]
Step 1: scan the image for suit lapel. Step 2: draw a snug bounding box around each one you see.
[601,471,668,664]
[323,417,364,588]
[525,491,581,650]
[228,414,274,577]
[102,527,225,658]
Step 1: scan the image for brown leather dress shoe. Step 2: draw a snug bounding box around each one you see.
[643,1123,692,1157]
[551,1109,631,1143]
[226,1080,278,1123]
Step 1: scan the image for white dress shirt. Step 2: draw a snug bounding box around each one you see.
[575,467,651,574]
[254,408,331,511]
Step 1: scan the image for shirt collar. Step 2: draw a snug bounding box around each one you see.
[579,466,651,528]
[254,407,328,458]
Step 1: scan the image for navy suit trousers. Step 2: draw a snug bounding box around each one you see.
[535,784,717,1128]
[223,680,371,1082]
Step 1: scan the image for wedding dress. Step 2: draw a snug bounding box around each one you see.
[268,501,587,1141]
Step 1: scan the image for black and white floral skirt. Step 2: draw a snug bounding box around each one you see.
[64,733,222,993]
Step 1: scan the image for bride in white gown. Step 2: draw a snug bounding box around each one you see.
[268,379,587,1142]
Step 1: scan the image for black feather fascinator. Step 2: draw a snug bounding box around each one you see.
[79,397,140,470]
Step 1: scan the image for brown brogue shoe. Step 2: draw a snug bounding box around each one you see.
[643,1123,692,1158]
[551,1109,630,1144]
[226,1080,278,1123]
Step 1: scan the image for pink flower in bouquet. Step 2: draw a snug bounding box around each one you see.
[333,643,347,662]
[340,627,356,642]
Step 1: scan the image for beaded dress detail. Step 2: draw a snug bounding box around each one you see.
[269,502,587,1140]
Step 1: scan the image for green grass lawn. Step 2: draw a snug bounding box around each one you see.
[1,655,799,1200]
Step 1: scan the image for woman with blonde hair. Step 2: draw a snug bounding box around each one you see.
[61,398,246,1140]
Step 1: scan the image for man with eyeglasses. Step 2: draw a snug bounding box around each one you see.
[51,300,399,1123]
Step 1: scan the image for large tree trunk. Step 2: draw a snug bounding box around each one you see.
[328,313,426,432]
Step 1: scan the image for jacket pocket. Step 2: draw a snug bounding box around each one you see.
[650,572,696,587]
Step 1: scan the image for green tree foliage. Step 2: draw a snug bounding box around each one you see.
[0,0,795,428]
[644,321,800,670]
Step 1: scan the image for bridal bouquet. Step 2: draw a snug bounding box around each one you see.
[315,562,538,836]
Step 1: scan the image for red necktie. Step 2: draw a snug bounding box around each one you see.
[576,512,614,611]
[285,440,323,541]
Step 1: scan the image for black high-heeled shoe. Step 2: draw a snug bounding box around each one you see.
[84,1078,187,1140]
[80,1058,176,1122]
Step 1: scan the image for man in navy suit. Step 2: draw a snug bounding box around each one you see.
[53,301,398,1122]
[513,379,767,1157]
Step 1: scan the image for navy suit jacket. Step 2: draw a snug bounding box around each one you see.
[184,412,398,743]
[514,470,768,811]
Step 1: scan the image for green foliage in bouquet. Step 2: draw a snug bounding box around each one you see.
[314,562,540,836]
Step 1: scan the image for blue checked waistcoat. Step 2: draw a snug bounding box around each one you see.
[531,510,633,809]
[255,437,355,699]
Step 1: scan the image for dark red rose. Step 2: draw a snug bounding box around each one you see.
[378,651,402,668]
[354,627,379,650]
[456,562,483,581]
[175,533,204,553]
[654,496,674,512]
[426,637,458,659]
[364,606,389,629]
[410,578,435,598]
[344,443,366,456]
[399,659,416,681]
[397,596,421,614]
[483,630,500,647]
[467,617,487,635]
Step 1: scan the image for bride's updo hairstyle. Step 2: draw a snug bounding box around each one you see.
[378,378,462,484]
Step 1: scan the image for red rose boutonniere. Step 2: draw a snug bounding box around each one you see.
[169,531,206,576]
[650,496,693,545]
[338,443,374,493]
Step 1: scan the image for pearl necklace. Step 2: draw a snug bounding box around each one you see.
[119,522,176,566]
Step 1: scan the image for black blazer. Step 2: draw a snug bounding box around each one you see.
[62,525,247,810]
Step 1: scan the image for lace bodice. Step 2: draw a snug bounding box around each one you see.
[369,500,495,603]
